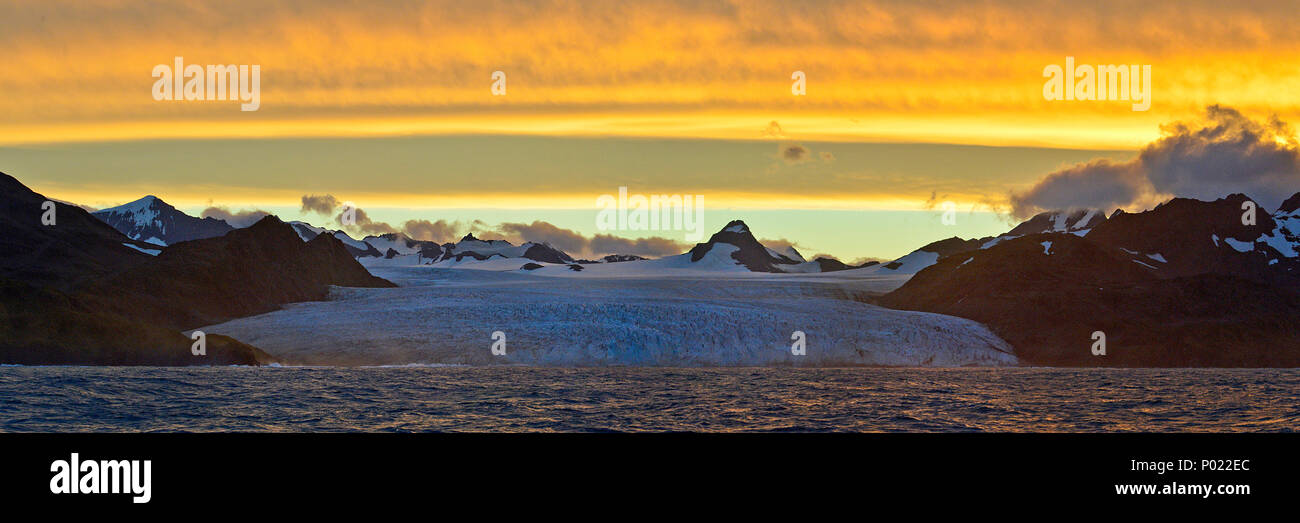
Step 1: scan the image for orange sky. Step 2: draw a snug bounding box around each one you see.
[2,0,1298,149]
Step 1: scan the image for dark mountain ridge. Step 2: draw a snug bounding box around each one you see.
[0,172,394,365]
[881,193,1300,367]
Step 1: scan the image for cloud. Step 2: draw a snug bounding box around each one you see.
[486,220,688,257]
[388,216,690,257]
[1009,159,1146,219]
[201,206,272,228]
[338,207,396,235]
[299,193,401,236]
[402,219,460,243]
[53,198,96,212]
[1141,106,1299,207]
[819,151,835,163]
[762,121,786,139]
[1010,105,1300,218]
[292,190,691,253]
[497,221,590,253]
[779,143,812,164]
[759,237,801,252]
[922,190,950,210]
[301,194,341,215]
[588,234,687,258]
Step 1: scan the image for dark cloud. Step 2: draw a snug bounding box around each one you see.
[300,194,340,215]
[1009,159,1145,219]
[922,190,951,210]
[1011,105,1300,218]
[779,143,811,164]
[299,193,400,236]
[201,206,272,228]
[1141,105,1299,207]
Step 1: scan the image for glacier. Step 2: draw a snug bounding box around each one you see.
[195,263,1017,367]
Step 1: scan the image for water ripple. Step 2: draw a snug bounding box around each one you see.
[0,367,1297,432]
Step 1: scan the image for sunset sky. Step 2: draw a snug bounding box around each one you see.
[2,0,1298,260]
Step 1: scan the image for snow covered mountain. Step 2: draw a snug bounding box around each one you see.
[882,192,1300,367]
[864,237,985,276]
[417,220,879,275]
[287,221,383,257]
[363,232,445,260]
[1085,193,1300,278]
[681,220,805,272]
[864,209,1107,277]
[92,195,233,246]
[1005,209,1106,237]
[285,223,573,264]
[434,233,575,264]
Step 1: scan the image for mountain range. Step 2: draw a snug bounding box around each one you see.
[7,170,1300,367]
[880,194,1300,366]
[0,172,393,365]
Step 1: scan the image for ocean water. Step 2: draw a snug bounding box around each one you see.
[1,366,1297,432]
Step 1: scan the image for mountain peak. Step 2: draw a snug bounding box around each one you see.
[460,233,480,242]
[1278,192,1300,214]
[685,218,806,272]
[1007,209,1105,236]
[91,194,232,246]
[721,220,750,234]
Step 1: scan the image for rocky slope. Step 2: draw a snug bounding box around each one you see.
[0,172,394,365]
[881,195,1300,367]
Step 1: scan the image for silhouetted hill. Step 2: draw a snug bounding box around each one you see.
[881,195,1300,367]
[0,172,394,365]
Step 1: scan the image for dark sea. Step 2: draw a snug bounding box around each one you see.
[1,366,1297,432]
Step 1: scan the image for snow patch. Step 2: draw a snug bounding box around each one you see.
[1223,237,1255,253]
[122,243,161,256]
[981,235,1017,250]
[1258,232,1297,258]
[867,250,940,274]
